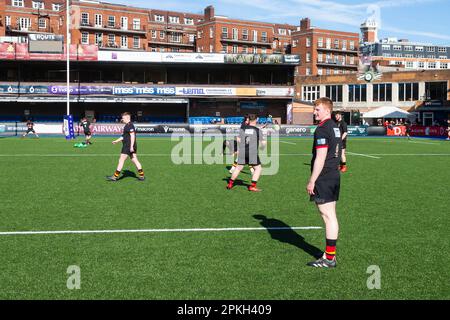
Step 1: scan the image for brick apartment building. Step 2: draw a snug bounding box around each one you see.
[196,5,296,55]
[291,18,360,76]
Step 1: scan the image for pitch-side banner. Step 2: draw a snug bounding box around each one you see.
[410,125,447,137]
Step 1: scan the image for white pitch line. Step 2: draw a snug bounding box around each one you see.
[280,141,297,145]
[407,141,440,145]
[347,152,381,159]
[0,226,322,236]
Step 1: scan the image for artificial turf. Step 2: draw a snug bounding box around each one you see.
[0,136,449,299]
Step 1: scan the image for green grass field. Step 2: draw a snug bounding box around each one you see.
[0,135,449,299]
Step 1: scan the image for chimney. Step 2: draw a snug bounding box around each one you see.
[300,18,310,31]
[205,5,215,21]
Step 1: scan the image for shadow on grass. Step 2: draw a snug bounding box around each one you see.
[221,178,249,187]
[253,214,322,259]
[118,170,138,181]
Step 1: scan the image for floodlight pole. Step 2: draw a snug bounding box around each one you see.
[66,0,70,116]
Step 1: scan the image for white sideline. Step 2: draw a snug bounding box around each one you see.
[280,141,297,145]
[1,153,450,157]
[0,226,322,236]
[346,152,381,159]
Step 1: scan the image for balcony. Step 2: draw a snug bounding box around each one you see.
[317,59,358,68]
[6,25,55,35]
[99,43,147,51]
[79,22,147,35]
[317,46,358,54]
[220,35,272,47]
[148,39,195,48]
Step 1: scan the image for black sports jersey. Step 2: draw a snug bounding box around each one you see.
[122,122,137,148]
[337,120,348,141]
[311,118,342,171]
[81,120,90,132]
[239,124,262,151]
[27,122,34,129]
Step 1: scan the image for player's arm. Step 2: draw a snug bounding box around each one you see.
[112,137,123,144]
[130,132,136,152]
[306,148,327,195]
[342,131,348,141]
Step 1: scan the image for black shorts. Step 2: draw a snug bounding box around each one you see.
[342,139,347,149]
[237,150,261,166]
[121,144,137,157]
[26,129,35,134]
[84,131,91,136]
[310,169,340,204]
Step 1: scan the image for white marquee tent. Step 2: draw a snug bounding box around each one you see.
[362,106,414,119]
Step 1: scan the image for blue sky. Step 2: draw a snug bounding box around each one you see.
[105,0,450,45]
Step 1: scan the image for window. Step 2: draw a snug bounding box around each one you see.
[399,83,419,101]
[121,35,128,48]
[197,31,202,39]
[81,13,89,26]
[383,53,392,58]
[441,63,448,69]
[189,34,195,43]
[404,46,413,51]
[154,15,164,22]
[334,39,339,49]
[184,18,194,25]
[133,36,140,49]
[382,45,391,51]
[415,46,424,52]
[121,17,128,30]
[292,40,298,48]
[428,62,437,69]
[318,68,323,75]
[160,31,165,39]
[261,48,267,54]
[108,34,115,46]
[349,41,355,50]
[95,14,102,27]
[406,61,414,68]
[326,38,331,49]
[222,44,228,53]
[32,1,44,9]
[306,37,311,47]
[151,47,157,52]
[306,52,311,62]
[350,56,355,65]
[150,30,156,39]
[209,27,214,38]
[95,33,103,46]
[373,83,392,102]
[393,45,402,51]
[222,27,228,39]
[278,29,286,35]
[253,46,257,54]
[253,30,258,42]
[5,16,11,26]
[302,86,320,102]
[394,53,402,58]
[169,16,180,24]
[12,0,24,7]
[52,4,61,11]
[439,56,447,59]
[318,53,323,63]
[242,29,248,40]
[132,19,140,30]
[170,32,182,43]
[425,81,448,100]
[348,84,367,102]
[108,16,115,28]
[232,28,238,40]
[232,45,238,53]
[326,85,343,102]
[342,40,347,50]
[306,68,312,75]
[438,47,447,53]
[38,18,46,29]
[405,54,414,58]
[81,32,89,45]
[426,46,435,52]
[318,38,323,48]
[242,46,248,54]
[18,18,31,30]
[261,32,267,42]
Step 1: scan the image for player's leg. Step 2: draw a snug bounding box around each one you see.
[107,154,128,181]
[248,164,262,192]
[227,164,244,189]
[229,152,238,173]
[130,153,145,181]
[33,130,39,138]
[340,148,347,173]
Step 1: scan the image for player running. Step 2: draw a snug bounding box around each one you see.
[306,98,342,268]
[227,114,266,192]
[79,117,92,145]
[227,115,254,174]
[334,112,348,173]
[22,120,39,138]
[405,121,412,140]
[107,112,145,182]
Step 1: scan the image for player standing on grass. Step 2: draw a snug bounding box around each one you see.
[22,120,39,138]
[107,112,145,182]
[334,112,348,173]
[80,117,92,145]
[228,115,255,174]
[446,120,450,141]
[227,114,265,192]
[306,98,342,268]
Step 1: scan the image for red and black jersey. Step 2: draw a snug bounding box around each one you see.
[122,122,136,148]
[311,118,342,171]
